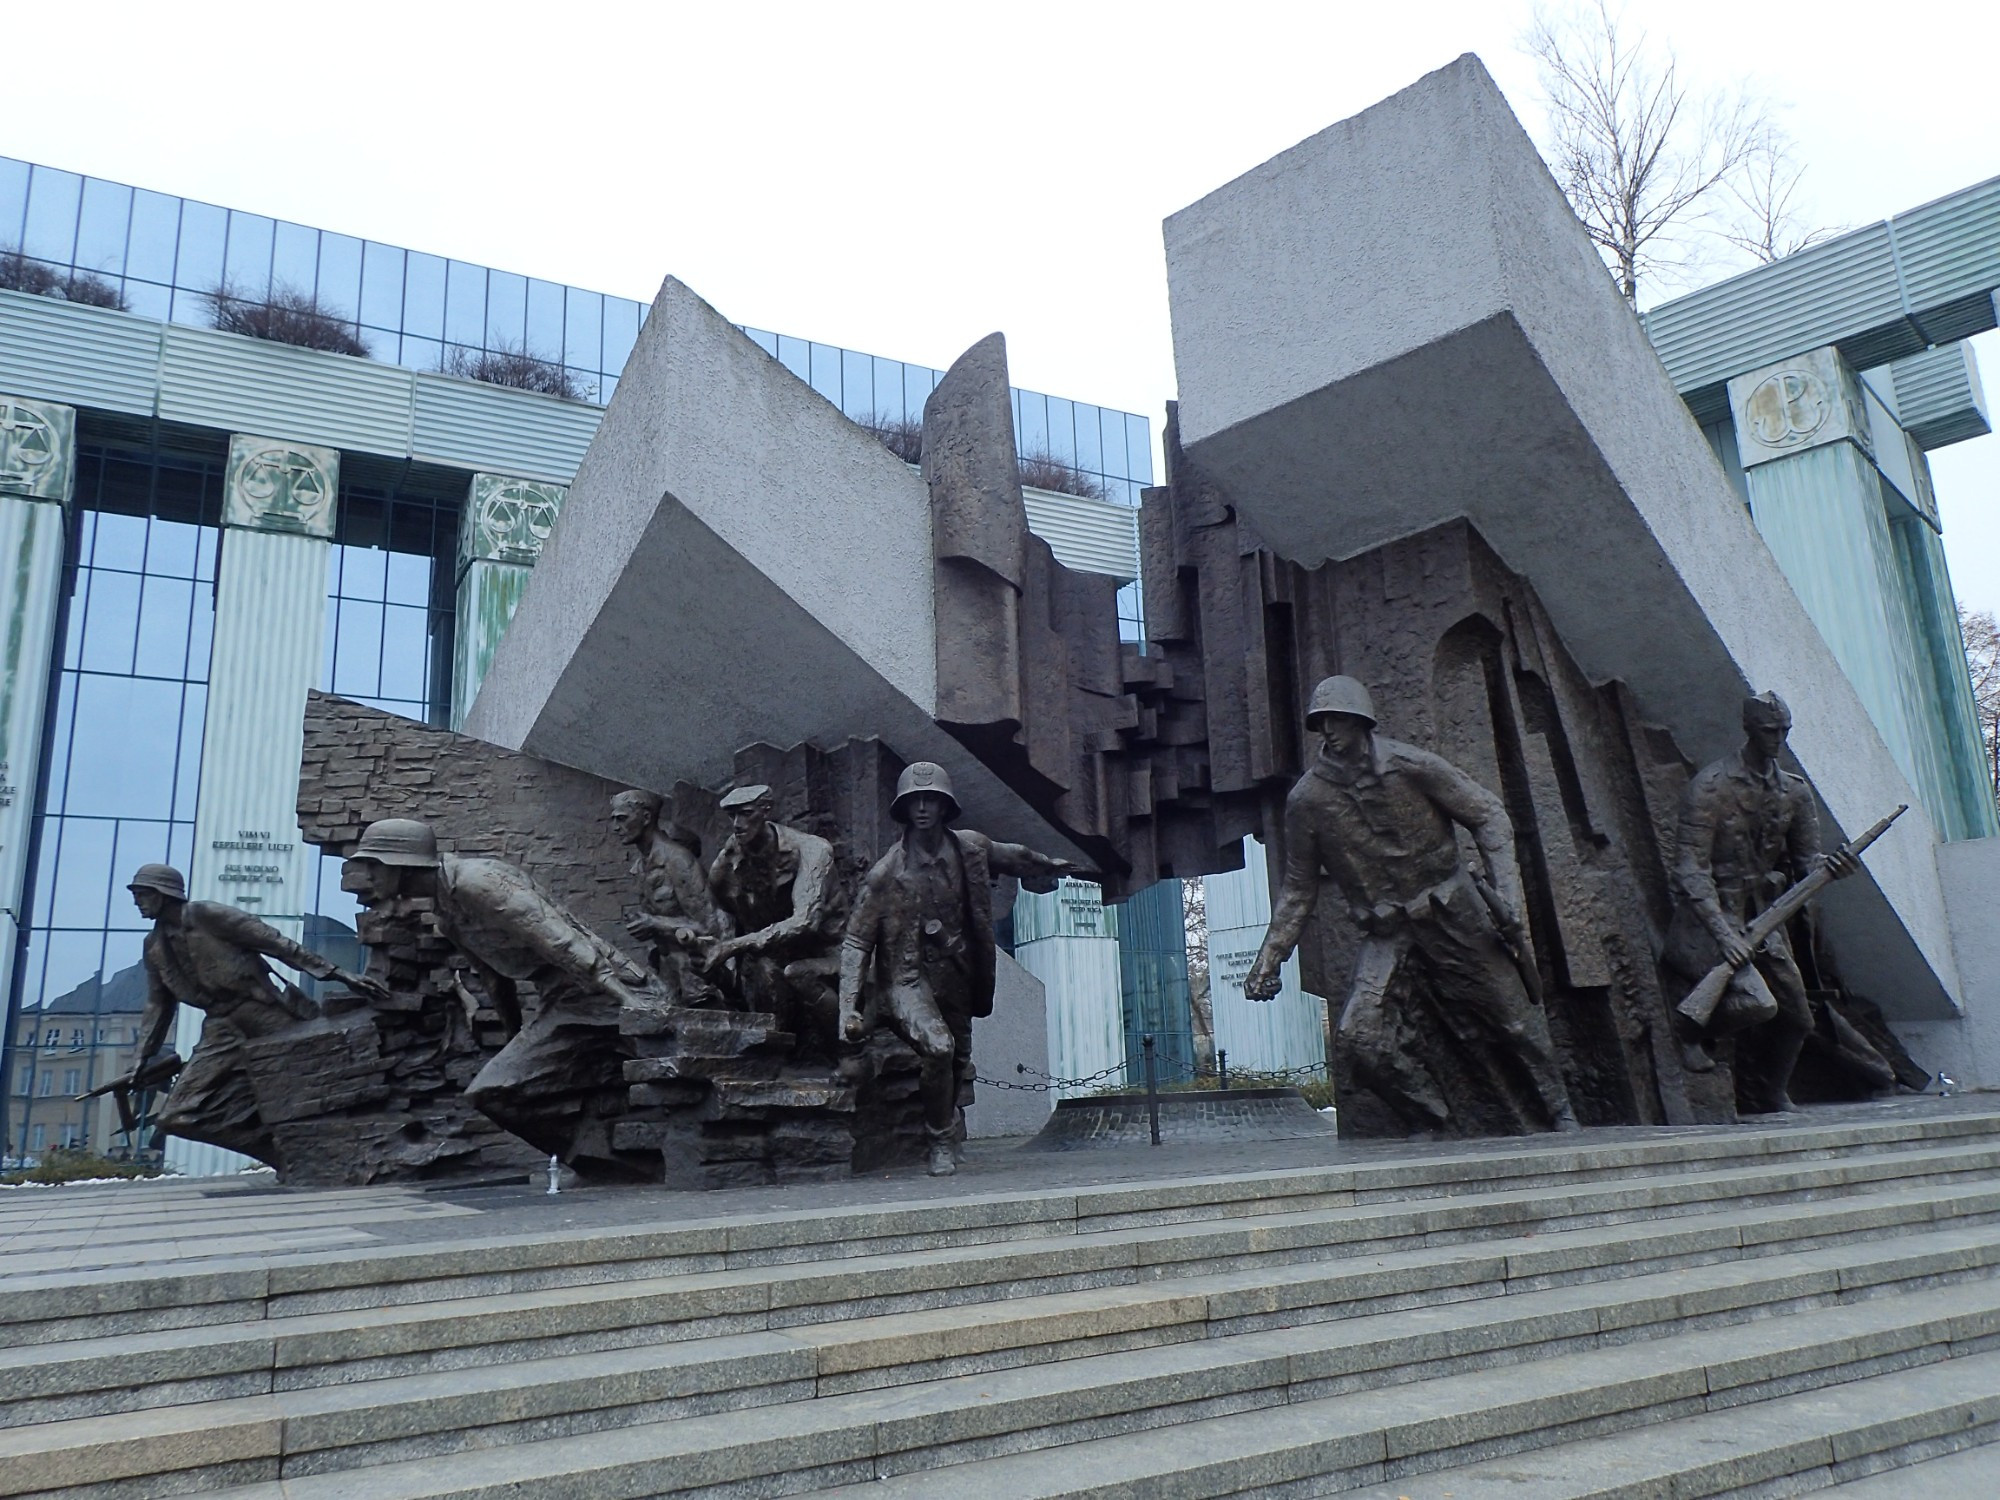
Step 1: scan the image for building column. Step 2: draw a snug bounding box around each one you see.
[175,435,339,1175]
[1729,347,1998,841]
[1203,838,1330,1075]
[1011,878,1125,1096]
[0,395,77,1134]
[451,474,566,730]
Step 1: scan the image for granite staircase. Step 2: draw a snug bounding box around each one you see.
[6,1108,2000,1498]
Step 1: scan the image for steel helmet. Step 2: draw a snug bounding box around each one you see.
[1742,690,1792,730]
[127,863,187,900]
[352,818,440,868]
[892,761,961,822]
[1304,675,1377,731]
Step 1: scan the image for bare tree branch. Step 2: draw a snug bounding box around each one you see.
[1960,605,2000,816]
[1526,0,1772,302]
[1716,125,1848,263]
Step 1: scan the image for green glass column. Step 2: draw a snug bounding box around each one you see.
[451,474,566,730]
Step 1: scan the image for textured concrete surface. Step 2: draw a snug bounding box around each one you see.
[1900,835,2000,1088]
[967,954,1054,1140]
[463,278,1084,862]
[1162,54,1962,1019]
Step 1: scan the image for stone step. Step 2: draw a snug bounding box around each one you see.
[124,1281,1993,1500]
[7,1215,1999,1495]
[1824,1440,2000,1493]
[8,1126,1999,1358]
[7,1148,1999,1417]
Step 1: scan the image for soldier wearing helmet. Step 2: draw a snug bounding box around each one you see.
[344,818,669,1173]
[1245,676,1580,1135]
[701,785,848,1047]
[124,862,374,1166]
[1665,691,1858,1111]
[839,761,1083,1175]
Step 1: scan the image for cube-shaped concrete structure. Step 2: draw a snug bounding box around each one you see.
[1164,55,1961,1017]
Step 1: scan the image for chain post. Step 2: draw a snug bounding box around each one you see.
[1143,1035,1161,1146]
[1218,1048,1229,1091]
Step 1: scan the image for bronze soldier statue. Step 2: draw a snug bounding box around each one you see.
[702,784,847,1048]
[839,762,1080,1175]
[123,863,374,1166]
[1244,676,1580,1135]
[611,789,729,1007]
[1665,691,1859,1112]
[343,819,669,1173]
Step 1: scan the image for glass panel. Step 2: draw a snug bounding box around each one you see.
[314,232,362,321]
[124,190,180,284]
[168,821,196,878]
[596,373,617,405]
[335,544,387,601]
[38,932,106,1010]
[359,241,406,330]
[566,368,599,404]
[400,335,442,373]
[808,342,841,406]
[526,278,564,361]
[169,285,213,328]
[385,549,430,607]
[403,251,446,339]
[904,365,936,420]
[73,178,131,278]
[29,811,60,926]
[1073,401,1103,476]
[841,349,874,419]
[222,211,274,299]
[78,571,141,674]
[21,166,82,264]
[194,525,219,582]
[486,269,526,350]
[776,334,810,383]
[332,598,385,696]
[0,156,28,247]
[1017,390,1049,457]
[601,297,640,374]
[1045,397,1077,466]
[271,220,318,297]
[871,356,904,423]
[1099,408,1128,481]
[43,674,75,805]
[122,281,170,321]
[173,199,226,292]
[444,259,486,346]
[173,686,205,816]
[62,676,185,818]
[185,589,214,680]
[1126,414,1153,484]
[111,821,173,901]
[88,511,148,571]
[339,493,386,551]
[378,606,429,702]
[563,287,602,370]
[743,326,778,356]
[133,576,194,679]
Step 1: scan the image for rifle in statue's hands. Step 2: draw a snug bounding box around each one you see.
[74,1052,184,1135]
[1676,804,1907,1029]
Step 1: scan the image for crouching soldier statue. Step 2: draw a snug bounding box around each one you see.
[343,819,670,1176]
[123,863,374,1167]
[1244,676,1580,1137]
[838,762,1081,1175]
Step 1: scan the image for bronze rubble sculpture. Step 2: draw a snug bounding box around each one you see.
[344,817,671,1176]
[123,862,371,1169]
[611,788,729,1007]
[1664,692,1862,1113]
[1244,677,1581,1136]
[838,761,1080,1175]
[703,784,847,1053]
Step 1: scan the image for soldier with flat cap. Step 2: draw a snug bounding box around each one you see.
[1666,690,1858,1112]
[1245,676,1580,1136]
[123,863,373,1165]
[839,761,1083,1175]
[702,784,848,1046]
[343,819,668,1172]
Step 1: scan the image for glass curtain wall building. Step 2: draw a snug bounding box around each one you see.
[1,153,1169,1167]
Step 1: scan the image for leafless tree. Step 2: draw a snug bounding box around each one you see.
[1717,126,1846,264]
[1961,605,2000,814]
[1526,0,1765,302]
[445,340,586,401]
[206,280,367,357]
[1182,878,1214,1070]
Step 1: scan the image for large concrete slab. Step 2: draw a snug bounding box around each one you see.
[1163,54,1966,1018]
[464,278,1084,860]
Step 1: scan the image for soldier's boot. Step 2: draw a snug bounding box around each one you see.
[1747,1025,1808,1114]
[926,1126,956,1177]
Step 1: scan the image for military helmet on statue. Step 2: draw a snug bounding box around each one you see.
[1742,690,1793,731]
[353,818,441,868]
[891,761,961,822]
[126,863,187,901]
[1304,675,1378,731]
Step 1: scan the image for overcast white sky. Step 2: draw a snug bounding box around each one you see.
[10,1,1998,608]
